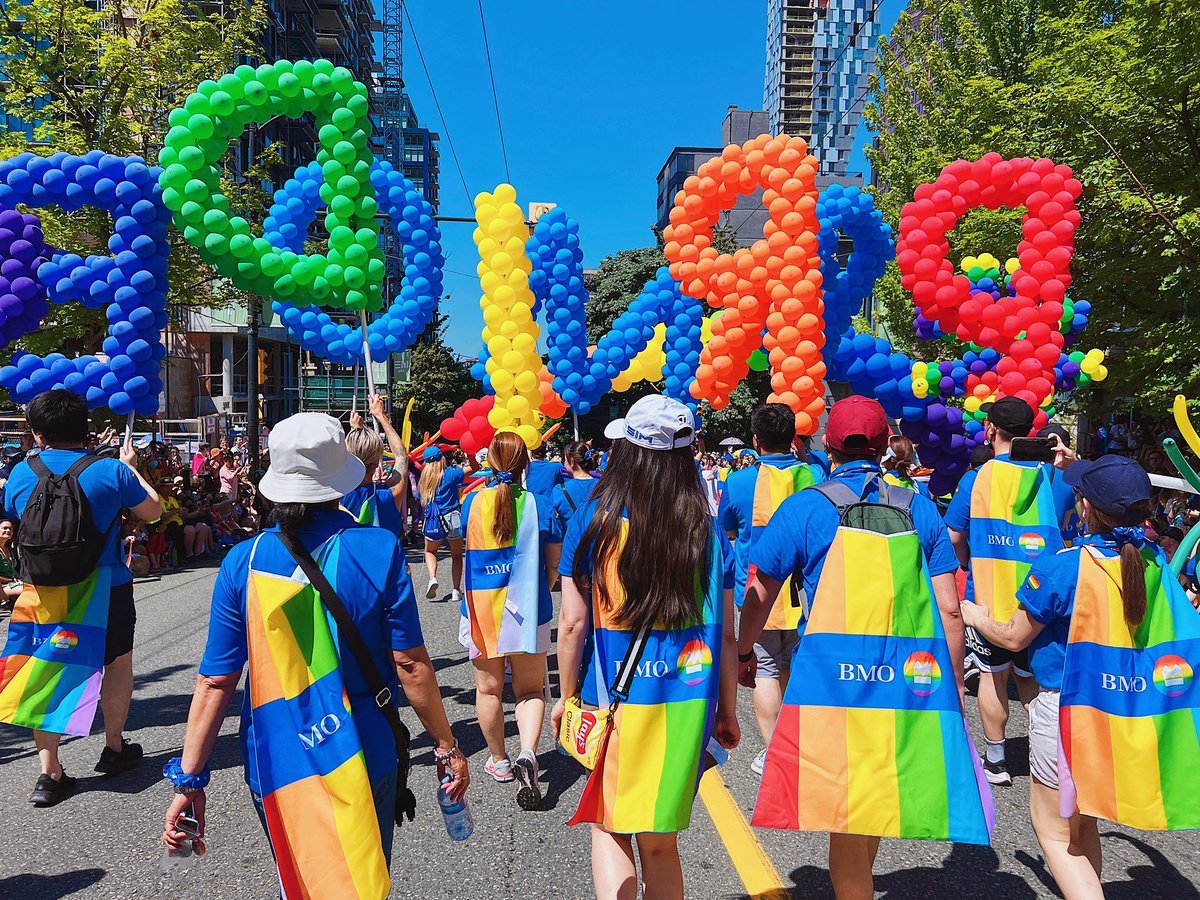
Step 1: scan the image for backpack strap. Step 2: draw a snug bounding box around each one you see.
[560,482,577,512]
[809,479,861,515]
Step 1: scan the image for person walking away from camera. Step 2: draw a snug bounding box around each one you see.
[161,413,468,898]
[553,440,599,531]
[344,393,410,541]
[945,397,1075,786]
[460,431,561,808]
[961,452,1200,900]
[740,396,984,900]
[0,389,162,806]
[417,446,465,603]
[718,403,823,777]
[554,396,740,900]
[882,435,932,498]
[525,441,563,504]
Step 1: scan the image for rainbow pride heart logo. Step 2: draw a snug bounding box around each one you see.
[676,640,713,687]
[1019,532,1047,557]
[904,651,942,696]
[1153,655,1193,697]
[49,629,78,653]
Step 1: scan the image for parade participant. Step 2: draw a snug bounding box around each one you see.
[961,453,1200,900]
[740,396,981,900]
[460,431,561,808]
[553,440,598,529]
[0,389,162,806]
[417,445,465,603]
[718,403,823,776]
[554,395,739,900]
[945,397,1075,786]
[0,518,21,608]
[344,393,410,540]
[162,413,468,897]
[524,441,563,501]
[882,435,932,498]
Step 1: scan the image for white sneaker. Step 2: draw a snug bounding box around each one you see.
[425,579,439,600]
[485,755,514,783]
[514,750,542,810]
[450,589,462,605]
[751,748,767,776]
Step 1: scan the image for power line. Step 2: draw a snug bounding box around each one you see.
[403,3,473,209]
[795,0,880,110]
[476,0,511,183]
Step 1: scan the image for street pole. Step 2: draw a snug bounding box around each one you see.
[247,294,260,479]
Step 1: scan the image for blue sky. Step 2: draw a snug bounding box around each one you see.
[398,0,907,355]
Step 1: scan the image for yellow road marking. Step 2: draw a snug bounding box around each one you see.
[699,768,789,899]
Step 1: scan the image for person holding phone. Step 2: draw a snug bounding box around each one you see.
[944,397,1076,786]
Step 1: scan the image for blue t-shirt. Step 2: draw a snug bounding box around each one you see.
[4,449,149,587]
[461,486,563,628]
[525,459,563,498]
[342,483,403,539]
[199,509,423,793]
[1015,535,1122,691]
[807,448,832,476]
[718,454,825,605]
[422,466,464,514]
[551,477,598,531]
[751,460,959,610]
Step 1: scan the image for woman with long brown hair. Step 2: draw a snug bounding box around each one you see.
[416,445,465,602]
[882,434,932,498]
[460,430,562,809]
[553,396,739,900]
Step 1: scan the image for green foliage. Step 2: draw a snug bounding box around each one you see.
[866,0,1200,414]
[392,315,477,435]
[698,369,771,445]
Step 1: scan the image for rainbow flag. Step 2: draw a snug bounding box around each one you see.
[968,460,1064,622]
[245,536,389,900]
[1058,544,1200,829]
[754,518,994,843]
[462,487,541,659]
[0,567,111,735]
[748,463,816,630]
[568,525,725,834]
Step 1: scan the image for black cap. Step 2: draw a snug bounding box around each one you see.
[982,397,1035,438]
[1037,423,1071,449]
[1064,456,1152,518]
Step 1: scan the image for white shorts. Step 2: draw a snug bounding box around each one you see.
[1028,689,1061,788]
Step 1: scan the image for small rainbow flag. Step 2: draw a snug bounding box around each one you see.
[0,568,111,736]
[568,525,725,833]
[1058,545,1200,829]
[462,487,541,659]
[968,460,1065,622]
[245,536,389,900]
[754,520,994,843]
[748,463,816,630]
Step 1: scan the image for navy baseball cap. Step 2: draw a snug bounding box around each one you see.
[1064,455,1151,517]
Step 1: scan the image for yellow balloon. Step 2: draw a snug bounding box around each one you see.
[489,405,513,429]
[1096,365,1108,380]
[516,424,541,448]
[961,255,977,272]
[493,183,517,205]
[965,396,982,413]
[501,350,525,372]
[508,395,530,418]
[1005,257,1020,275]
[512,332,537,355]
[514,369,538,393]
[490,369,514,394]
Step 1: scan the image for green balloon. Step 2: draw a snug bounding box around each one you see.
[747,349,769,371]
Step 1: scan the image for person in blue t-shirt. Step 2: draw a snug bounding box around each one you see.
[738,396,962,900]
[944,397,1076,787]
[3,390,162,807]
[551,440,598,532]
[524,442,563,500]
[881,435,933,499]
[718,403,823,777]
[416,446,465,603]
[342,394,409,541]
[161,414,469,885]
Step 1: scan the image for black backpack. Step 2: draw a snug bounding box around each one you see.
[791,474,916,617]
[18,454,112,586]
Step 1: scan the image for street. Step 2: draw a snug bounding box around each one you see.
[1,549,1198,899]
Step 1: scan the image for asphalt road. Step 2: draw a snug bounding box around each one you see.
[1,548,1198,899]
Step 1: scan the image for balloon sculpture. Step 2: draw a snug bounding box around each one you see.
[159,59,384,312]
[263,160,444,365]
[0,151,170,416]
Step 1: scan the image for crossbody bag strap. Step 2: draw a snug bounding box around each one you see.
[606,623,651,713]
[560,482,577,512]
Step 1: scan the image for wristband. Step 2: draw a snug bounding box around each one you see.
[433,740,464,765]
[164,757,211,791]
[738,650,755,663]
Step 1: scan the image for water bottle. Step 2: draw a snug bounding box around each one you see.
[706,736,729,767]
[160,812,207,875]
[438,776,474,842]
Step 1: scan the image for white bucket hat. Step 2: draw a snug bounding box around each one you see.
[258,413,365,503]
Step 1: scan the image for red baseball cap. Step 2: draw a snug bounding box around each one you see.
[824,396,889,458]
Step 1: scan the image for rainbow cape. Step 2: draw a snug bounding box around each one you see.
[245,535,389,900]
[462,486,541,659]
[1059,544,1200,829]
[968,460,1065,622]
[754,485,994,843]
[0,567,111,735]
[569,525,724,834]
[748,462,817,630]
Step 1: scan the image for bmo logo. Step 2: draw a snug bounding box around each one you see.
[1100,673,1147,693]
[986,534,1016,547]
[838,663,895,683]
[635,660,671,678]
[299,713,343,749]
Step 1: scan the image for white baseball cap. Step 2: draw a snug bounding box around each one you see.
[258,413,365,503]
[604,395,697,451]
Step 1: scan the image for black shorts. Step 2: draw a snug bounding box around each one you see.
[104,581,136,666]
[965,626,1032,677]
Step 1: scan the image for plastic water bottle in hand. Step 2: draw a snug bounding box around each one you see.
[160,811,207,874]
[706,736,730,767]
[438,775,474,842]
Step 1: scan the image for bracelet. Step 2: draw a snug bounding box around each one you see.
[738,650,755,663]
[173,785,205,796]
[163,756,211,791]
[432,740,463,765]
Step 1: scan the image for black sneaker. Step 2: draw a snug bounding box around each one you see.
[982,756,1012,786]
[95,738,143,775]
[30,770,78,807]
[513,751,542,811]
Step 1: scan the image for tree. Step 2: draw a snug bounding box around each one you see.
[865,0,1200,412]
[392,313,477,436]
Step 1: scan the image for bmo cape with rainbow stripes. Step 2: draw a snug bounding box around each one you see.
[748,461,818,630]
